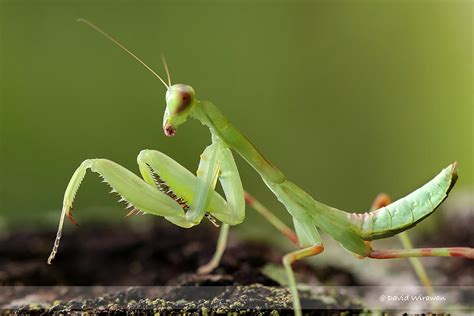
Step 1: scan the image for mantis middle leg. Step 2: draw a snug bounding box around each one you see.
[283,216,324,316]
[240,193,323,315]
[245,191,299,246]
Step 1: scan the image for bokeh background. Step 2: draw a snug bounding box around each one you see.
[1,0,472,240]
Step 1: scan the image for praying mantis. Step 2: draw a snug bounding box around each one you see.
[48,19,474,315]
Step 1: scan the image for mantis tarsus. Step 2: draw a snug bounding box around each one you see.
[48,19,474,315]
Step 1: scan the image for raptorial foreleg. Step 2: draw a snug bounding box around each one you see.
[47,158,186,264]
[137,145,246,274]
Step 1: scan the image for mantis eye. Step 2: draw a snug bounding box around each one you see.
[166,84,195,115]
[175,91,193,114]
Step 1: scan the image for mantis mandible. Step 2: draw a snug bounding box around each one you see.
[48,20,474,315]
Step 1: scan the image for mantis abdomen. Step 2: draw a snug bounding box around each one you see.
[348,163,458,241]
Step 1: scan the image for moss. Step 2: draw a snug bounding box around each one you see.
[5,285,365,315]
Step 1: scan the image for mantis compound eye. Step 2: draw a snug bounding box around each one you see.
[166,84,195,114]
[175,90,193,114]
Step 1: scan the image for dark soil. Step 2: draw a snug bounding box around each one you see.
[0,222,360,287]
[416,204,474,287]
[0,222,363,314]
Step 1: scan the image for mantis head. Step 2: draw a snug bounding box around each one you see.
[163,84,196,137]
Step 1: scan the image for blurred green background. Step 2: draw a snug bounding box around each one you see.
[0,1,472,236]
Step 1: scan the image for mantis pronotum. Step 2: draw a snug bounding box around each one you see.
[48,19,473,315]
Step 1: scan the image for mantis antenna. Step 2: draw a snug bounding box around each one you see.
[161,54,172,87]
[77,18,170,89]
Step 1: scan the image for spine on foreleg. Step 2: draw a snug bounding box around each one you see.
[349,163,458,240]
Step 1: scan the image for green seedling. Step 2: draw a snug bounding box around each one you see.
[48,19,473,316]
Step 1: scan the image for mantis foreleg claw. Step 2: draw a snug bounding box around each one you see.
[66,209,79,226]
[205,213,220,227]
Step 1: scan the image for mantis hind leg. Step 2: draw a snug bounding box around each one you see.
[371,193,434,293]
[369,247,474,259]
[367,193,473,288]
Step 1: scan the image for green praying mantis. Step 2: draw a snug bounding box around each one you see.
[48,19,474,315]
